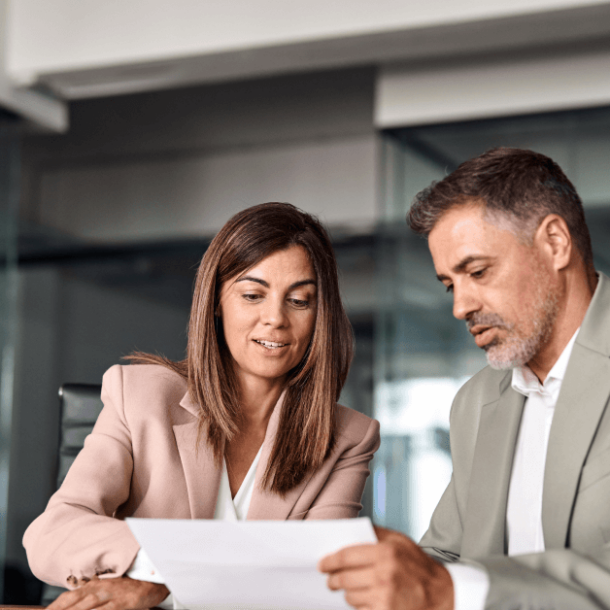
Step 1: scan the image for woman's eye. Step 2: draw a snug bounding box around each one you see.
[289,298,309,308]
[242,293,262,302]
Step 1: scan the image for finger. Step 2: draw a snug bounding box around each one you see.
[48,576,107,610]
[67,591,113,610]
[318,544,378,573]
[327,567,378,591]
[373,525,415,549]
[344,587,374,610]
[49,592,109,610]
[48,588,92,610]
[373,525,392,540]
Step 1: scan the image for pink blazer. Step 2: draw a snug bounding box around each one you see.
[23,364,380,588]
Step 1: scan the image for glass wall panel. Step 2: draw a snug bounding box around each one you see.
[376,105,610,540]
[373,223,485,538]
[0,113,21,603]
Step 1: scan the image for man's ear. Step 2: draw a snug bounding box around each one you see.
[535,214,571,271]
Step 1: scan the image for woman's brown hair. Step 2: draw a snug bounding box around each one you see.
[128,202,353,494]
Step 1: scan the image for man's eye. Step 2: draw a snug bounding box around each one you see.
[471,269,486,279]
[445,285,454,294]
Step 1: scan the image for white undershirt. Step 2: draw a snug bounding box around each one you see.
[447,329,579,609]
[126,446,263,609]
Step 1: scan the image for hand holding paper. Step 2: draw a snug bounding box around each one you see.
[319,526,454,610]
[127,517,377,610]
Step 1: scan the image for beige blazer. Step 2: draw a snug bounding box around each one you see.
[24,364,380,588]
[421,272,610,609]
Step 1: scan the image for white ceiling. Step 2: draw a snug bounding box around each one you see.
[5,0,610,100]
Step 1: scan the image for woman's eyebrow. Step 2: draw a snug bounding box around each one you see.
[235,277,316,289]
[235,276,268,287]
[289,279,316,289]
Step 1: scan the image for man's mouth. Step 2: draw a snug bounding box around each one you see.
[469,325,501,349]
[254,339,288,349]
[466,314,509,349]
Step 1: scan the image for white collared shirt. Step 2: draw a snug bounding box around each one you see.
[447,328,580,609]
[506,329,578,555]
[127,447,263,608]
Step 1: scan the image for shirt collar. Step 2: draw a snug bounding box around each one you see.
[511,327,580,397]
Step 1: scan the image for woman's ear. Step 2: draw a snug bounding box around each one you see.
[535,214,572,271]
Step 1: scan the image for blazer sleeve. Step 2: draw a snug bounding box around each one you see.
[303,415,380,520]
[469,549,609,610]
[419,377,610,609]
[23,365,140,588]
[419,474,463,562]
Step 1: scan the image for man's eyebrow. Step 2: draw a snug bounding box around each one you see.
[235,277,316,290]
[436,256,492,282]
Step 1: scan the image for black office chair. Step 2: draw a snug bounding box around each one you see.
[56,384,104,487]
[40,383,104,606]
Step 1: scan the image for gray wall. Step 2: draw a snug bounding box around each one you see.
[22,68,378,239]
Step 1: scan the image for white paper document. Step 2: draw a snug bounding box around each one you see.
[126,517,376,610]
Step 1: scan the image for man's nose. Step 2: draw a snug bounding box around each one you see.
[452,286,480,320]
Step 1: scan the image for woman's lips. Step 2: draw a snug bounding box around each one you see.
[253,339,289,350]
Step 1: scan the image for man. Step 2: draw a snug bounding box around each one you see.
[319,148,610,609]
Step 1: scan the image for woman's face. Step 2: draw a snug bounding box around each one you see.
[218,245,317,389]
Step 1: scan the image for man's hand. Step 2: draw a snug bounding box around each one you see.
[318,525,454,610]
[47,575,170,610]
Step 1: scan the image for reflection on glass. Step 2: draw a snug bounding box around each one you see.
[375,105,610,540]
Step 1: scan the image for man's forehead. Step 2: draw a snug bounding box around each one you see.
[431,202,487,233]
[429,206,486,254]
[429,205,517,273]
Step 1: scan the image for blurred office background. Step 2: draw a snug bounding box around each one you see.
[2,0,610,602]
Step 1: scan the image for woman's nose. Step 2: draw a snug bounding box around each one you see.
[261,297,288,327]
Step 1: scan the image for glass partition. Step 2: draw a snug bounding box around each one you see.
[375,105,610,540]
[0,113,21,603]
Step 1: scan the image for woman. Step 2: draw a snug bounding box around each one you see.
[24,202,380,610]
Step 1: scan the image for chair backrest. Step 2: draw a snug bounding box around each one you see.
[56,383,104,487]
[41,383,103,606]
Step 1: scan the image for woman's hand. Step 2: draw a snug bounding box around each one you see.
[48,575,170,610]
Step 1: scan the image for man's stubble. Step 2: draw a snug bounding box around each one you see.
[468,261,559,370]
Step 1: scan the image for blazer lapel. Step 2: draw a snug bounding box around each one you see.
[461,376,525,559]
[172,390,222,519]
[247,390,310,520]
[542,272,610,548]
[542,347,610,548]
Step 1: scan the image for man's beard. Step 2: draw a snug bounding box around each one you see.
[466,282,559,370]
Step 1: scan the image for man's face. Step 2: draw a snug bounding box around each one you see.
[428,203,558,369]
